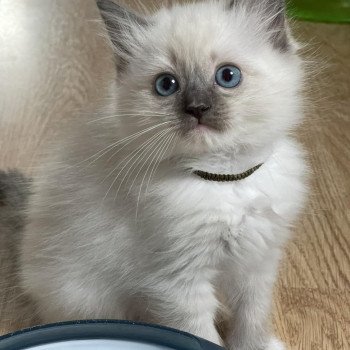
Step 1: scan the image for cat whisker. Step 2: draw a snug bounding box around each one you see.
[135,131,177,218]
[115,128,174,200]
[102,127,171,200]
[145,130,177,195]
[124,133,168,198]
[103,122,173,165]
[87,112,168,124]
[143,134,172,196]
[126,128,175,199]
[79,121,172,166]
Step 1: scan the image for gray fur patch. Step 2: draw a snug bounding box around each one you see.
[0,170,31,237]
[0,171,37,327]
[265,0,290,52]
[227,0,290,52]
[0,170,31,282]
[178,75,230,133]
[227,0,235,9]
[97,0,148,71]
[164,55,231,133]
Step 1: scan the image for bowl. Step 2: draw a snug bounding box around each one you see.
[0,320,224,350]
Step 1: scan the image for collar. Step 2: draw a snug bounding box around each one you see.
[193,163,263,182]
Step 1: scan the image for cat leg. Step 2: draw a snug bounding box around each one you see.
[24,276,126,324]
[219,255,284,350]
[145,282,222,346]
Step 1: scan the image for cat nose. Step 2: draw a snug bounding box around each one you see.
[185,103,211,120]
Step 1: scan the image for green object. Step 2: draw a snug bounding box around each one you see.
[288,0,350,23]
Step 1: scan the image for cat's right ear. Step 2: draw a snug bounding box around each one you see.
[97,0,148,71]
[226,0,291,52]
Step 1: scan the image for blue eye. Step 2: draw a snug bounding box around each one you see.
[155,74,179,96]
[215,65,241,88]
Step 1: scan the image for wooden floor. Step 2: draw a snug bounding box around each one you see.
[0,1,349,349]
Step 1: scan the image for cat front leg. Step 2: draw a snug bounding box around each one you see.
[219,254,284,350]
[144,282,222,346]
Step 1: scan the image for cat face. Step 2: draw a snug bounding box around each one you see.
[98,0,303,155]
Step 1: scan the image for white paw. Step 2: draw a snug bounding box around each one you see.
[266,337,285,350]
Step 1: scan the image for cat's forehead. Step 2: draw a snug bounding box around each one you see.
[158,6,227,50]
[149,3,259,71]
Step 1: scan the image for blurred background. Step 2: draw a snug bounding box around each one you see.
[290,0,350,23]
[0,1,349,349]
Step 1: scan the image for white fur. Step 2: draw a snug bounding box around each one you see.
[20,1,307,349]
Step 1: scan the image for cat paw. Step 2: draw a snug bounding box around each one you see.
[266,337,285,350]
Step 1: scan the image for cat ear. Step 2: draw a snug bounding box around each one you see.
[97,0,148,70]
[227,0,235,9]
[263,0,290,52]
[227,0,291,52]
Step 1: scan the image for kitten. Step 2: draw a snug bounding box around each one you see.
[19,1,307,349]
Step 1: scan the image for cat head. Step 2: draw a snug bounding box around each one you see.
[97,0,303,155]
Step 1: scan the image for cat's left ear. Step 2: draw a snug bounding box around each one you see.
[227,0,291,52]
[97,0,149,70]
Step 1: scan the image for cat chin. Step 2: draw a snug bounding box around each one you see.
[174,132,236,156]
[184,125,223,140]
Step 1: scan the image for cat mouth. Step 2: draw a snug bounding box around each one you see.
[183,117,225,133]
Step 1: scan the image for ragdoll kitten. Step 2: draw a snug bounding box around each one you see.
[20,0,307,349]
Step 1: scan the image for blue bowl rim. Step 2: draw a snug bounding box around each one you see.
[0,320,223,350]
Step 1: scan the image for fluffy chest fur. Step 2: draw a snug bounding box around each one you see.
[132,138,306,277]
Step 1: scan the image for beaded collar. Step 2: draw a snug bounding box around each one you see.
[193,163,263,182]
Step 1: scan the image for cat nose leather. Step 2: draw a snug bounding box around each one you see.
[185,102,211,120]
